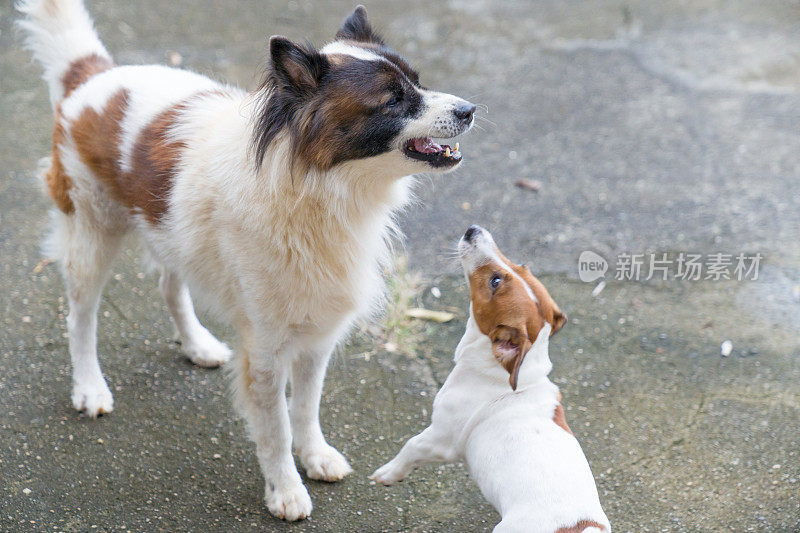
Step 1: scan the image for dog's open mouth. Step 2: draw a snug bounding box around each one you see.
[403,137,462,168]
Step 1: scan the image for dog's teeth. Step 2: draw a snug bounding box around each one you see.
[445,147,451,157]
[455,143,459,152]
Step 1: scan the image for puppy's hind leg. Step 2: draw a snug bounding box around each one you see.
[49,210,123,417]
[158,268,231,367]
[290,348,352,482]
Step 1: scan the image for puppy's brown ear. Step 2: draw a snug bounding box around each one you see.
[336,6,385,45]
[550,308,567,336]
[490,325,532,391]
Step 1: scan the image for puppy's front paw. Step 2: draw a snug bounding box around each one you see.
[72,379,114,418]
[370,460,406,486]
[182,330,232,368]
[265,482,313,521]
[300,444,353,482]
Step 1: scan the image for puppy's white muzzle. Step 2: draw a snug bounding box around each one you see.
[459,224,497,274]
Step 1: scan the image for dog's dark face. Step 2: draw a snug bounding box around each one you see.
[253,6,475,175]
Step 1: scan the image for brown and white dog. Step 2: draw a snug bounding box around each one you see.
[18,0,474,521]
[372,226,611,533]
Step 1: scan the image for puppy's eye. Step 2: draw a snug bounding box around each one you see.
[386,91,403,108]
[490,274,502,289]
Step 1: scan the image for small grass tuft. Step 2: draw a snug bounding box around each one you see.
[380,255,424,356]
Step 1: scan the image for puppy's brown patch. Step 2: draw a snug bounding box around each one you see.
[468,256,566,389]
[47,104,74,213]
[61,54,114,98]
[496,249,567,334]
[552,402,573,435]
[556,519,607,532]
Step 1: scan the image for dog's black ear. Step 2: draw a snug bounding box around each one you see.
[269,36,328,96]
[335,5,384,45]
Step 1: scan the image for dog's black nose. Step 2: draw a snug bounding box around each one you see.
[453,102,476,125]
[464,225,481,242]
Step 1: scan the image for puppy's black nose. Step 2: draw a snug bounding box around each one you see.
[453,102,476,125]
[464,225,481,242]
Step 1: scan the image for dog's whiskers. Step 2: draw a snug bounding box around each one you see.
[475,115,496,129]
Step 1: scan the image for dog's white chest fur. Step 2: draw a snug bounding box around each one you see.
[141,96,413,339]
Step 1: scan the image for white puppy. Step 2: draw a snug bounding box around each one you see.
[372,226,611,533]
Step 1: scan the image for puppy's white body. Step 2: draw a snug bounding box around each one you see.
[373,227,610,532]
[374,318,609,532]
[19,0,474,520]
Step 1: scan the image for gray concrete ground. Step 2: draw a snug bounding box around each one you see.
[2,1,800,531]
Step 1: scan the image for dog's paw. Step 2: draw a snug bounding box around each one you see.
[370,461,406,486]
[72,380,114,418]
[300,445,353,482]
[182,330,232,368]
[265,482,312,521]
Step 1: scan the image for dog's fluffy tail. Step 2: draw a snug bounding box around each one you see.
[16,0,112,108]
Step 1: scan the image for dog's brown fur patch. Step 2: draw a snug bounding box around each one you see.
[47,104,75,213]
[294,67,397,170]
[552,402,573,435]
[556,519,607,532]
[70,88,129,207]
[127,104,189,222]
[46,54,116,214]
[61,54,114,99]
[68,90,208,223]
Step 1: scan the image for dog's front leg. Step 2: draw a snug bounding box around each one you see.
[290,348,353,482]
[370,425,456,485]
[233,339,311,521]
